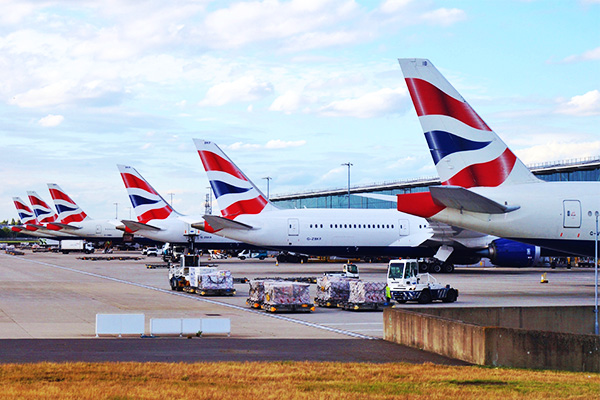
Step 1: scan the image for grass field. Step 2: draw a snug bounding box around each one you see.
[0,361,598,399]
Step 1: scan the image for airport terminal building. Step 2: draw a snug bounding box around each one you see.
[271,156,600,209]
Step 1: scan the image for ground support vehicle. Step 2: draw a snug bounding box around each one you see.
[314,275,357,308]
[261,281,314,313]
[337,280,388,311]
[276,252,309,263]
[237,250,268,260]
[60,240,94,254]
[168,254,217,291]
[387,259,458,304]
[323,263,359,279]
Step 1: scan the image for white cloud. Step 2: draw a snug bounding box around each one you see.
[556,90,600,116]
[319,87,407,118]
[201,0,359,49]
[38,114,64,127]
[562,46,600,63]
[200,76,274,106]
[265,139,306,149]
[517,141,600,165]
[225,140,306,151]
[380,0,414,14]
[421,8,467,26]
[269,91,305,113]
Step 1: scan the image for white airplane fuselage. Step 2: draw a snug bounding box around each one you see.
[133,215,246,248]
[213,208,436,257]
[61,219,125,240]
[430,181,600,256]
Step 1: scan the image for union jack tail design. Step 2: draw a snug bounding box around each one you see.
[399,58,539,188]
[47,183,89,224]
[13,197,38,225]
[27,191,58,224]
[193,139,272,219]
[117,164,177,223]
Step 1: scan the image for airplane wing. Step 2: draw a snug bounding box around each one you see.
[120,220,162,232]
[429,186,520,214]
[202,215,253,231]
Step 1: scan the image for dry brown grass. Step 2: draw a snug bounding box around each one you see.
[0,361,598,399]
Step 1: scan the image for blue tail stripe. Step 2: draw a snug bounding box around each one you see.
[425,130,492,164]
[129,194,160,209]
[56,204,77,214]
[210,180,251,199]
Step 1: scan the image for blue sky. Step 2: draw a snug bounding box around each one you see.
[0,0,598,220]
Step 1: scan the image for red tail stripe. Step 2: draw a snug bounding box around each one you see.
[397,192,445,219]
[405,78,491,132]
[222,196,268,219]
[60,213,87,224]
[443,148,517,188]
[137,206,172,224]
[48,188,73,203]
[121,172,158,194]
[198,151,246,181]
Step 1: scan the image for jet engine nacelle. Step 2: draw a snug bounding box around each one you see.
[487,238,541,267]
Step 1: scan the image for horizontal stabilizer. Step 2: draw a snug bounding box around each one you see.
[429,186,519,214]
[48,222,81,230]
[203,215,253,231]
[120,219,162,232]
[354,193,396,203]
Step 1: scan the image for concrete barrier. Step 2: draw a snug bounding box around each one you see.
[384,306,600,372]
[96,314,145,337]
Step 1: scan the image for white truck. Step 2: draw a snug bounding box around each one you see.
[60,240,94,254]
[323,263,359,279]
[387,259,458,304]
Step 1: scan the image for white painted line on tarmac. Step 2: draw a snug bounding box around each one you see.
[5,254,379,340]
[323,322,383,326]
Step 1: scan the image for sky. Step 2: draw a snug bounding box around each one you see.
[0,0,599,221]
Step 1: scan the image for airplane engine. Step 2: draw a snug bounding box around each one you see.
[487,238,541,267]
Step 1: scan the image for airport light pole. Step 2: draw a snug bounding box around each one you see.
[341,162,353,208]
[594,211,600,335]
[262,176,272,200]
[167,192,174,205]
[113,202,118,219]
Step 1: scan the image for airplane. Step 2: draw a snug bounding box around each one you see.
[117,164,252,250]
[192,139,544,271]
[396,58,600,257]
[26,191,79,238]
[46,183,130,241]
[11,196,66,238]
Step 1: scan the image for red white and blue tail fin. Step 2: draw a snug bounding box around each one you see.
[27,191,58,224]
[117,164,178,223]
[193,139,273,219]
[399,58,539,188]
[47,183,90,224]
[13,197,38,225]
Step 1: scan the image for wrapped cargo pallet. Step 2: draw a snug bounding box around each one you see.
[199,270,234,290]
[348,281,387,304]
[247,279,277,308]
[315,275,356,306]
[263,281,313,312]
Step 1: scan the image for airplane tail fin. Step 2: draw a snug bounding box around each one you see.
[398,58,539,188]
[193,139,274,219]
[47,183,90,224]
[12,197,38,225]
[117,164,178,224]
[26,191,58,224]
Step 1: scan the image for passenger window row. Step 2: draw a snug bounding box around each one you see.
[308,223,396,229]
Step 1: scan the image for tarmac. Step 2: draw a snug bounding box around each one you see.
[0,250,596,364]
